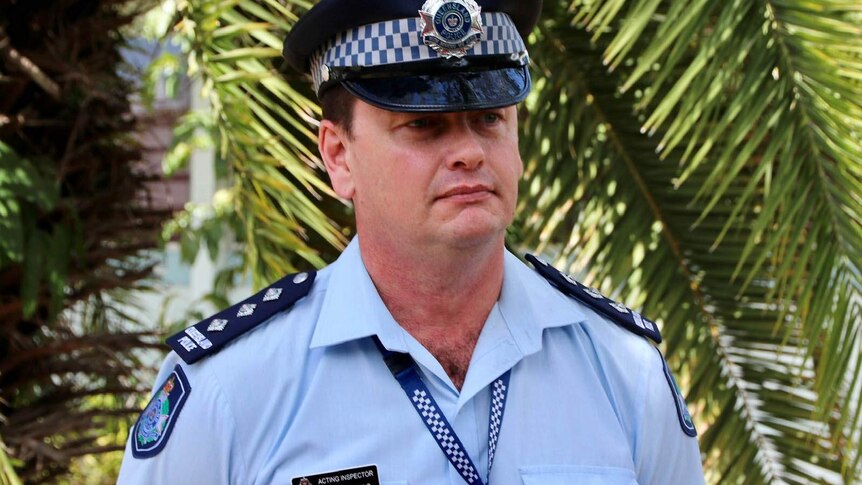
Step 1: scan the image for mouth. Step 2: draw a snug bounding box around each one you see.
[436,184,494,202]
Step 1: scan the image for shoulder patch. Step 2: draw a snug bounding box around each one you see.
[525,254,662,344]
[167,270,317,364]
[656,347,698,437]
[132,364,191,458]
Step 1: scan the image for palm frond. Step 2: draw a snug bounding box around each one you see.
[172,0,349,287]
[516,0,862,483]
[0,438,22,485]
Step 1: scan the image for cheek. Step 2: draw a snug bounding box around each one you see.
[494,141,523,182]
[352,147,417,209]
[495,148,523,206]
[517,155,524,179]
[507,134,524,180]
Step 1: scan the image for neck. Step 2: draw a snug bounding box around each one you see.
[359,234,506,389]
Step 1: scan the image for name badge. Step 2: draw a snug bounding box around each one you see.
[292,464,380,485]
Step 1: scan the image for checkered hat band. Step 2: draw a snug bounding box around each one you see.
[310,12,526,91]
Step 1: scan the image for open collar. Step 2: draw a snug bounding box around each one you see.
[496,249,587,356]
[310,237,408,351]
[310,237,586,356]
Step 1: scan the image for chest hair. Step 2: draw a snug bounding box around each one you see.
[420,329,481,390]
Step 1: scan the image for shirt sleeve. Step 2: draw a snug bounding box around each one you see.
[633,347,706,485]
[117,354,249,484]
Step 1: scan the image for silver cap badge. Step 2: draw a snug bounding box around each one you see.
[419,0,484,58]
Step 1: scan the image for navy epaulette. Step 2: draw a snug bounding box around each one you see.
[525,254,662,344]
[167,270,317,364]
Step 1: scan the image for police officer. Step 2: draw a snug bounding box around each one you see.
[118,1,705,483]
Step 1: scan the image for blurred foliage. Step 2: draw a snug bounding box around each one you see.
[0,436,22,485]
[0,0,168,481]
[0,144,63,320]
[60,396,132,485]
[150,0,352,292]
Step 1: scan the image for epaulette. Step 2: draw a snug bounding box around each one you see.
[166,270,317,364]
[526,255,699,437]
[525,254,662,344]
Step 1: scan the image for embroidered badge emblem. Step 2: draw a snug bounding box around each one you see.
[132,365,192,458]
[419,0,483,58]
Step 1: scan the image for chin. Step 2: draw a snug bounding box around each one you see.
[440,218,508,249]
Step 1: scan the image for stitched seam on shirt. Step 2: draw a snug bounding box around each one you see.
[632,341,656,471]
[577,320,626,425]
[201,364,253,481]
[306,284,327,299]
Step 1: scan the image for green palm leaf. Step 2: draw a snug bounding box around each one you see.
[516,0,862,483]
[172,0,348,287]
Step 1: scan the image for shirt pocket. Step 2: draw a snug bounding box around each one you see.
[519,465,638,485]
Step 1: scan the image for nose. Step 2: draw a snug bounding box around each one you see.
[444,124,485,171]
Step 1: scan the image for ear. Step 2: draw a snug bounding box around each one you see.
[319,119,355,200]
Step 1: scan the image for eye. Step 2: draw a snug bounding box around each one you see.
[480,112,502,124]
[406,118,431,128]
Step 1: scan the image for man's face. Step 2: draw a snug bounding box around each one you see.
[325,100,523,252]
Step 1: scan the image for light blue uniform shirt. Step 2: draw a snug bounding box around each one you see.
[118,239,705,484]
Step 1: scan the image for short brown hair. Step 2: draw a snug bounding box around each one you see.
[320,85,356,137]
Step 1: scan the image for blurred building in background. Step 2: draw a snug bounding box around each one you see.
[127,38,251,334]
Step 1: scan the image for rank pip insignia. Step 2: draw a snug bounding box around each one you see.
[419,0,483,58]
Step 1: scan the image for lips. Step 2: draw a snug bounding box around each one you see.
[436,184,494,202]
[435,184,494,204]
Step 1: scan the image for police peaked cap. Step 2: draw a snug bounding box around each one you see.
[283,0,542,112]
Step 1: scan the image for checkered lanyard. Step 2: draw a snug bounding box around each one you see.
[375,339,511,485]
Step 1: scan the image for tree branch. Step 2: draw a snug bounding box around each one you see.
[0,27,61,101]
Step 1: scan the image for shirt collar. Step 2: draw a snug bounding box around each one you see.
[310,237,409,351]
[310,237,586,353]
[498,249,586,356]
